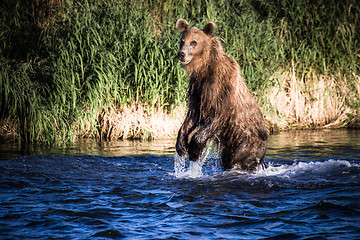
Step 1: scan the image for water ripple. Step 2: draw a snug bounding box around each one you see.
[0,150,359,239]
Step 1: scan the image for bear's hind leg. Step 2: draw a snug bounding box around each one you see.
[220,138,266,171]
[230,141,266,171]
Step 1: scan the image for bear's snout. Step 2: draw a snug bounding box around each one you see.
[178,51,191,65]
[178,51,185,61]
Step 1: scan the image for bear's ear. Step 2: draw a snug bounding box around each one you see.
[203,22,216,35]
[176,19,190,32]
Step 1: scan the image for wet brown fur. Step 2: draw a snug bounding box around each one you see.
[176,19,268,171]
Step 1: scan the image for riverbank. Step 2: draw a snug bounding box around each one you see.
[1,88,359,143]
[1,0,359,144]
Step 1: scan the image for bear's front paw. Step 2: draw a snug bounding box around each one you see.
[176,139,187,156]
[188,137,204,161]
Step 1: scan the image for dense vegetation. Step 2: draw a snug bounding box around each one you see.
[1,0,359,144]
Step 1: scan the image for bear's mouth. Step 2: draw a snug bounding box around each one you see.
[180,59,191,65]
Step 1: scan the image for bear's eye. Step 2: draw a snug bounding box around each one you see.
[190,41,197,47]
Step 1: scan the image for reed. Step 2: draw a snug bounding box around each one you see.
[0,0,359,144]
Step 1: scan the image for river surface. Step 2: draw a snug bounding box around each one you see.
[1,129,359,239]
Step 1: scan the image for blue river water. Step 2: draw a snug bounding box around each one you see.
[1,129,359,239]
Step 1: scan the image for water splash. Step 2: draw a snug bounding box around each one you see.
[173,152,204,178]
[174,149,360,185]
[173,142,222,178]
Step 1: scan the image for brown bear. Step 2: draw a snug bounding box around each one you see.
[175,19,268,171]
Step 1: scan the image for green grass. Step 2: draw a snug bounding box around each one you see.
[0,0,359,143]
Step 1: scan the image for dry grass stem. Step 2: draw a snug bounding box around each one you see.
[266,67,356,129]
[98,104,186,141]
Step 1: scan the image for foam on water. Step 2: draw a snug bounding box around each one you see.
[256,159,357,177]
[254,159,359,178]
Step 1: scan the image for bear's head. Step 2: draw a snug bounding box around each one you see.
[176,19,216,67]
